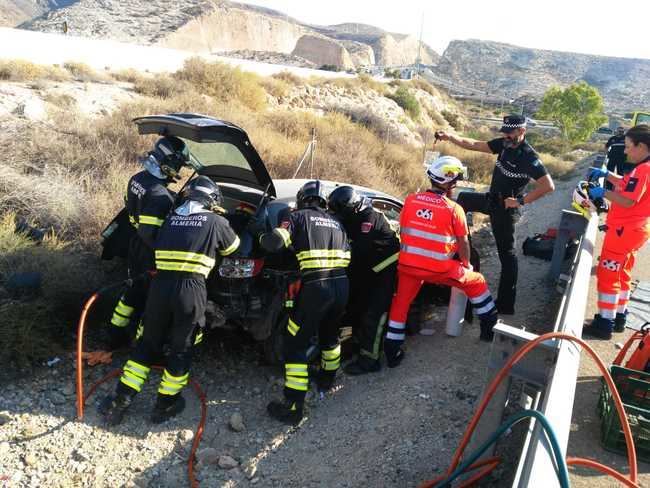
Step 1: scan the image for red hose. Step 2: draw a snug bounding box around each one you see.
[419,332,639,487]
[76,292,100,420]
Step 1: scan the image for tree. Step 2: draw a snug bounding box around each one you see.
[536,82,607,144]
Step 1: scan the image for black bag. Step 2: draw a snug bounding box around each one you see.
[522,229,578,262]
[100,207,135,260]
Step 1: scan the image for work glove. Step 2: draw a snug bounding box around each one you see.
[588,186,606,200]
[587,167,608,181]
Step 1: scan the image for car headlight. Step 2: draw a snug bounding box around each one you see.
[218,258,264,278]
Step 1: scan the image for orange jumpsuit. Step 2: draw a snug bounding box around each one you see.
[385,190,497,344]
[597,159,650,320]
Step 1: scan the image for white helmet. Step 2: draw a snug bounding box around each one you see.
[426,156,468,185]
[572,181,597,218]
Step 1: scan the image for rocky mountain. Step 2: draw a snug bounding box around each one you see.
[435,39,650,112]
[0,0,75,26]
[19,0,438,70]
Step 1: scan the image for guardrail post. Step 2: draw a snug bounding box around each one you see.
[548,210,588,283]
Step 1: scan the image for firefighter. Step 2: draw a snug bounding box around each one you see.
[435,115,555,315]
[107,136,190,350]
[583,125,650,339]
[99,176,240,425]
[605,126,631,190]
[327,185,399,375]
[260,180,350,424]
[384,156,499,367]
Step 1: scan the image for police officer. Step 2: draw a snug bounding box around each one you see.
[605,127,631,189]
[435,115,555,314]
[327,186,399,375]
[384,157,499,367]
[99,176,240,425]
[260,180,350,424]
[584,125,650,339]
[107,136,190,350]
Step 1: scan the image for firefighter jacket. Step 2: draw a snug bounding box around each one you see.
[126,170,174,249]
[273,207,350,280]
[154,203,240,279]
[344,206,400,276]
[398,190,468,273]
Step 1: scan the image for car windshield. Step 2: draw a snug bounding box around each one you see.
[182,139,253,172]
[637,114,650,125]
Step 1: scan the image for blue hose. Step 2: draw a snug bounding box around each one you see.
[435,409,570,488]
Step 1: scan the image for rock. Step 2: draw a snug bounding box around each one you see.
[49,391,66,405]
[196,447,219,465]
[0,412,11,425]
[243,461,258,479]
[218,455,239,470]
[179,429,194,442]
[23,453,38,467]
[0,441,10,455]
[229,412,245,432]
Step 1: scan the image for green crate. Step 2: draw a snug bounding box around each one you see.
[598,367,650,462]
[609,365,650,410]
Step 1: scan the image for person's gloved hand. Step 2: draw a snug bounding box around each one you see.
[587,167,608,181]
[588,186,606,200]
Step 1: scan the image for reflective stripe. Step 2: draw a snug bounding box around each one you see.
[321,346,341,360]
[296,249,351,260]
[388,320,405,330]
[287,318,300,336]
[400,244,453,261]
[274,228,292,247]
[285,364,308,376]
[111,314,130,327]
[219,236,240,256]
[299,259,350,270]
[470,290,491,304]
[155,250,215,267]
[135,321,144,340]
[402,227,457,243]
[194,331,203,345]
[285,377,309,391]
[386,331,405,341]
[598,293,618,304]
[155,261,212,277]
[115,300,134,316]
[599,309,616,319]
[125,360,150,377]
[285,300,294,308]
[120,376,143,392]
[617,304,628,314]
[619,290,631,300]
[139,215,164,227]
[475,302,496,316]
[129,215,139,229]
[321,347,341,371]
[158,369,189,396]
[372,252,399,273]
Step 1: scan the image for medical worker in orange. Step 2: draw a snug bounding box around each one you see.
[383,156,499,367]
[583,125,650,339]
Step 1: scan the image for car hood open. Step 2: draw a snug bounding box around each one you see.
[134,113,275,197]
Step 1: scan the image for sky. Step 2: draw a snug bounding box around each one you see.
[241,0,650,60]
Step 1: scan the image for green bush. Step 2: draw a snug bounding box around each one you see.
[442,110,462,130]
[387,86,421,120]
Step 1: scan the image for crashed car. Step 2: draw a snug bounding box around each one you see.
[105,113,478,362]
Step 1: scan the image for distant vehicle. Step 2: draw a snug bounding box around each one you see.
[597,127,614,135]
[632,111,650,126]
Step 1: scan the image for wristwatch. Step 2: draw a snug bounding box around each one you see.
[517,195,526,206]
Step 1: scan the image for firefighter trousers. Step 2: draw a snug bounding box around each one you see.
[283,274,349,403]
[117,275,206,399]
[597,224,649,319]
[386,263,497,345]
[348,266,396,361]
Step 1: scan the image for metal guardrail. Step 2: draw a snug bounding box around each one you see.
[464,208,599,486]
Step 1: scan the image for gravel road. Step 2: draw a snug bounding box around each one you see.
[0,157,592,488]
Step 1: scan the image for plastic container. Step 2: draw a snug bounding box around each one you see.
[445,287,468,337]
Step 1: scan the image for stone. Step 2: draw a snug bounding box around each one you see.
[49,391,66,405]
[179,429,194,442]
[196,447,219,465]
[0,412,11,425]
[0,441,10,455]
[243,461,258,479]
[218,455,239,470]
[23,453,38,467]
[229,412,245,432]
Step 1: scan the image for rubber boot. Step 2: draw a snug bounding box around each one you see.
[479,313,498,343]
[384,339,405,368]
[151,394,186,424]
[583,314,613,340]
[98,391,133,426]
[267,399,304,425]
[344,356,381,376]
[614,312,627,333]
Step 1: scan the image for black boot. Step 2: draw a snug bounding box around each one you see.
[344,356,381,376]
[267,399,304,425]
[384,339,405,368]
[98,392,133,426]
[151,394,186,424]
[316,369,341,394]
[614,313,627,333]
[479,314,498,343]
[583,314,613,340]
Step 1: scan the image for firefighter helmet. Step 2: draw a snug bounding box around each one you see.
[182,176,224,209]
[328,185,366,217]
[426,156,467,185]
[296,180,327,209]
[151,136,190,180]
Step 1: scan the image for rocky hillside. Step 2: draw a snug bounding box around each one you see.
[435,39,650,112]
[0,0,75,26]
[20,0,438,70]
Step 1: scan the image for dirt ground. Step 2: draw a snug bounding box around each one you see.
[0,156,625,488]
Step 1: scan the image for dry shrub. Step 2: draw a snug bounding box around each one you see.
[358,74,388,95]
[111,68,145,83]
[63,61,104,82]
[175,57,267,111]
[410,79,439,98]
[272,71,302,85]
[0,59,69,82]
[259,77,291,99]
[134,75,189,99]
[43,92,77,109]
[538,152,575,180]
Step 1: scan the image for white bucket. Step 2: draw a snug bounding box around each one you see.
[445,287,468,337]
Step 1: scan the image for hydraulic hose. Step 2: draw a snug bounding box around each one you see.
[419,332,639,487]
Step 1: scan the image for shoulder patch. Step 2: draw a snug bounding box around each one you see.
[625,177,639,193]
[361,222,373,233]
